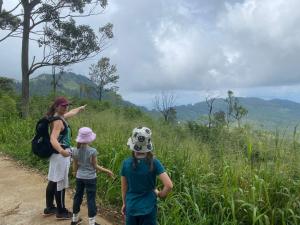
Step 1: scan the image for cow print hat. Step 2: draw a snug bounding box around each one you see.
[127,127,153,153]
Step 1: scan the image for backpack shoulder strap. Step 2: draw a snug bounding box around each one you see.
[48,116,67,127]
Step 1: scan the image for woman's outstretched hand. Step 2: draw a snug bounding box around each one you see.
[79,104,87,112]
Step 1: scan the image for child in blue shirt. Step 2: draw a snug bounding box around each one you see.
[121,127,173,225]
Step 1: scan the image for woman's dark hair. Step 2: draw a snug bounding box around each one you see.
[46,102,57,117]
[132,151,154,171]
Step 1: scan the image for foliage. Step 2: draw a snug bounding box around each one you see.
[0,0,113,117]
[213,110,226,128]
[0,76,15,94]
[1,95,300,225]
[89,57,119,101]
[225,90,248,127]
[0,94,17,118]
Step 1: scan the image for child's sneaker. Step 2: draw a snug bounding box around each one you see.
[43,206,57,216]
[70,218,83,225]
[56,208,72,220]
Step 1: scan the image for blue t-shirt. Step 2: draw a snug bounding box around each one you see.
[73,146,98,179]
[121,157,165,216]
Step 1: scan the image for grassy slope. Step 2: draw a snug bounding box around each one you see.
[1,99,300,225]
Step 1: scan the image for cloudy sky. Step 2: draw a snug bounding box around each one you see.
[1,0,300,108]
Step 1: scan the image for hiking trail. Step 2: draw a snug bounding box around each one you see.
[0,154,120,225]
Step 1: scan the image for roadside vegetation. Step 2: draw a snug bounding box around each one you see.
[1,91,300,225]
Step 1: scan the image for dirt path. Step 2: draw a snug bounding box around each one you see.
[0,155,114,225]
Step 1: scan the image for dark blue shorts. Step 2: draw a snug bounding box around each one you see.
[126,207,157,225]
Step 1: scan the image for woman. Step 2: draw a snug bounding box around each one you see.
[43,96,86,220]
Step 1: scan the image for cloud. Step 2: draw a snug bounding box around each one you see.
[105,0,232,92]
[218,0,300,87]
[1,0,300,107]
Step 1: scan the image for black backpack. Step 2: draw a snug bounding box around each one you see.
[31,116,67,158]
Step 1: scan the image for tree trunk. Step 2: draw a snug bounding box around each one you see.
[0,0,3,13]
[52,66,56,96]
[99,86,103,101]
[21,3,30,118]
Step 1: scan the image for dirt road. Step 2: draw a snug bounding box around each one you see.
[0,155,114,225]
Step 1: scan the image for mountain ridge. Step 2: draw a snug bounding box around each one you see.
[8,73,300,129]
[174,97,300,130]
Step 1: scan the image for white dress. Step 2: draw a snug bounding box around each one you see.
[48,153,70,191]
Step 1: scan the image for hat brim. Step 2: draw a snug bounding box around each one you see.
[127,137,153,153]
[76,132,96,143]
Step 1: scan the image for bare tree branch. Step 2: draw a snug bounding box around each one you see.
[4,1,22,14]
[154,92,176,122]
[0,27,21,42]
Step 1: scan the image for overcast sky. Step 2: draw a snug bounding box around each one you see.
[1,0,300,108]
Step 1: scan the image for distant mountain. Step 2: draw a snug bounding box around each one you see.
[15,72,138,107]
[175,97,300,130]
[29,72,95,97]
[11,73,300,130]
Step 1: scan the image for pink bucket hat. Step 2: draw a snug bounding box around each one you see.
[76,127,96,143]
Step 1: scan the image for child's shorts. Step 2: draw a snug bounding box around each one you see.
[126,207,157,225]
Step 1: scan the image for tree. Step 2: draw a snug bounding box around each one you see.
[89,57,119,101]
[0,0,113,118]
[51,66,63,96]
[206,96,216,129]
[167,107,177,124]
[0,76,14,93]
[232,100,248,128]
[154,92,176,122]
[79,83,93,98]
[225,90,234,126]
[212,110,226,128]
[224,90,248,127]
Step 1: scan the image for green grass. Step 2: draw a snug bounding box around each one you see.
[1,98,300,225]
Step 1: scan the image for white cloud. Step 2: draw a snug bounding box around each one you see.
[2,0,300,107]
[218,0,300,87]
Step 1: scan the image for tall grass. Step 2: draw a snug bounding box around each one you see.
[1,98,300,225]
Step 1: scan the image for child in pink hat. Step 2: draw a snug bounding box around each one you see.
[71,127,114,225]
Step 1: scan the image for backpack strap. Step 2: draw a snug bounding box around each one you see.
[48,116,70,142]
[48,116,67,130]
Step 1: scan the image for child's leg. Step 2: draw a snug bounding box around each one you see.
[46,181,56,208]
[85,178,97,224]
[73,178,85,214]
[85,178,97,217]
[125,215,138,225]
[138,207,157,225]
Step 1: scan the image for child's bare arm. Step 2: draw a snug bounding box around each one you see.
[91,155,114,177]
[156,172,173,198]
[121,176,127,215]
[72,159,78,176]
